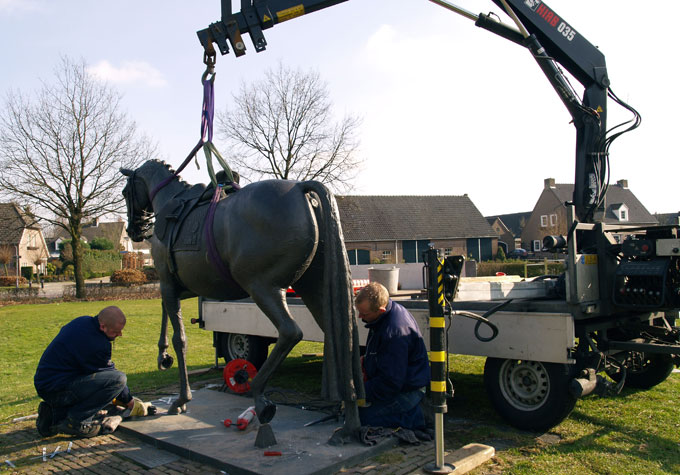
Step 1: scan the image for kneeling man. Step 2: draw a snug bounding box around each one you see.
[355,283,430,430]
[34,306,134,437]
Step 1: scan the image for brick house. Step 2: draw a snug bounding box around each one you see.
[521,178,657,253]
[336,195,498,264]
[0,203,49,275]
[485,212,531,254]
[50,219,134,255]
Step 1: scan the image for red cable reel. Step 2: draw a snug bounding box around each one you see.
[223,359,257,394]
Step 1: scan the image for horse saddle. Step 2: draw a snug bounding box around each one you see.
[154,184,226,275]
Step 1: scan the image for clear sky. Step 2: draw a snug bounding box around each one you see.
[1,0,677,217]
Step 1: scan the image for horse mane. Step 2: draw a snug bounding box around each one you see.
[147,158,192,191]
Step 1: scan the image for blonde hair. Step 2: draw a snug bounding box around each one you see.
[354,282,389,312]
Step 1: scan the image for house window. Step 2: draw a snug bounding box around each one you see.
[533,240,542,252]
[619,209,628,221]
[540,215,548,227]
[550,214,557,226]
[347,249,370,265]
[381,250,392,260]
[444,248,453,256]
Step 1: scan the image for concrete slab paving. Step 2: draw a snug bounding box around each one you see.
[119,388,398,475]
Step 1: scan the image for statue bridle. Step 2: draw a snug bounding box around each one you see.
[121,168,154,242]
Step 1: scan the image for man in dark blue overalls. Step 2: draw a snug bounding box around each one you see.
[34,306,134,438]
[355,282,430,429]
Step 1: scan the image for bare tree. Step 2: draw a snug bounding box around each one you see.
[0,57,155,297]
[218,63,362,192]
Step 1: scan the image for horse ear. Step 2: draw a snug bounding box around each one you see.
[120,168,133,176]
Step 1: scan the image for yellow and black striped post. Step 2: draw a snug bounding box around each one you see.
[424,247,454,473]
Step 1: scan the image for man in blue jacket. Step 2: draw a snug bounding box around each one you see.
[34,306,134,438]
[355,282,430,429]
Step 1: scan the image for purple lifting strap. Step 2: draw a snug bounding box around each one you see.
[149,77,215,202]
[204,185,238,285]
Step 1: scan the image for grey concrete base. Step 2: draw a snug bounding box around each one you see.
[415,443,495,474]
[118,389,398,475]
[446,443,495,474]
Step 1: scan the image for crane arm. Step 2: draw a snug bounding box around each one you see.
[198,0,632,223]
[197,0,348,61]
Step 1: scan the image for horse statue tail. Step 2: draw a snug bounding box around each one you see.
[302,181,365,407]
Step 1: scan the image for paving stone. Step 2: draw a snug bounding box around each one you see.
[3,396,488,475]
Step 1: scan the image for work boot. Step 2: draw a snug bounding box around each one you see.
[36,402,56,437]
[57,419,102,438]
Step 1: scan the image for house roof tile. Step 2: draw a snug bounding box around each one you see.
[654,212,680,225]
[0,203,40,246]
[55,221,126,246]
[336,195,496,242]
[485,212,532,237]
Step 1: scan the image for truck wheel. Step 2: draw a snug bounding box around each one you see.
[611,352,674,389]
[484,358,577,432]
[216,333,269,370]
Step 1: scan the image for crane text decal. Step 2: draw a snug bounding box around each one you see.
[524,1,576,42]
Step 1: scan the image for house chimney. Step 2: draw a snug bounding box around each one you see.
[617,179,628,189]
[544,178,556,189]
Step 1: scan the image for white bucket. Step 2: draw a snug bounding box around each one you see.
[368,267,400,295]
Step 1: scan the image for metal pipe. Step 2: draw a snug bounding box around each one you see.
[435,413,445,467]
[428,0,478,21]
[498,0,530,38]
[566,204,579,305]
[14,245,19,289]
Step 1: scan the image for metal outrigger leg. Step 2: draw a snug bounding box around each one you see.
[423,246,458,473]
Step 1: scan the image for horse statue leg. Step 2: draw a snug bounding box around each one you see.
[157,306,174,370]
[161,289,192,414]
[244,284,303,424]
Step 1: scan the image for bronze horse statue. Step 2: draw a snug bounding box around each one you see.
[121,159,364,443]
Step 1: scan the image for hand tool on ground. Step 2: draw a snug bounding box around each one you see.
[224,406,256,430]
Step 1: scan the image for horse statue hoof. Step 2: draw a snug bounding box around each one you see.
[256,400,277,424]
[168,402,187,415]
[158,354,174,370]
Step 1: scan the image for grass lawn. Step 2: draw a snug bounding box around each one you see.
[1,299,678,473]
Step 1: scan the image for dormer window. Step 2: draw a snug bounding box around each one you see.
[613,203,629,222]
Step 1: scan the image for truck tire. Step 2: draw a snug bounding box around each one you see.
[611,352,674,390]
[216,332,269,370]
[484,358,577,432]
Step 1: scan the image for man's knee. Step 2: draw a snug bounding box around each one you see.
[107,370,127,390]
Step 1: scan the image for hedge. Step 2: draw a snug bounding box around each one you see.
[477,259,565,278]
[0,276,28,287]
[142,267,159,282]
[110,269,147,285]
[82,250,121,278]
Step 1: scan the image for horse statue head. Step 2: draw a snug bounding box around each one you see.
[121,167,154,242]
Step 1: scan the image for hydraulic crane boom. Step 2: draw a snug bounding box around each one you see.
[484,0,610,224]
[197,0,630,224]
[197,0,348,60]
